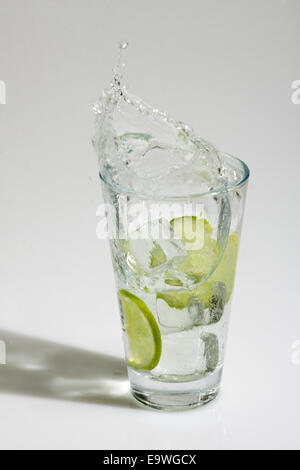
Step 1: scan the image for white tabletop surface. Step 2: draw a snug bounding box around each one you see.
[0,0,300,450]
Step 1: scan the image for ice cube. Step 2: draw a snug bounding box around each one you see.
[126,218,186,274]
[132,145,188,179]
[156,298,193,329]
[187,296,209,326]
[157,288,222,330]
[200,332,219,373]
[209,282,226,324]
[183,283,226,327]
[152,329,201,376]
[118,132,151,166]
[152,328,219,377]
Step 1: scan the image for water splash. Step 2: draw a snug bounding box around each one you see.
[111,41,129,92]
[93,44,235,197]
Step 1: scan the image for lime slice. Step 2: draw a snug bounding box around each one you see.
[157,233,239,309]
[176,237,218,279]
[171,216,213,237]
[157,281,213,310]
[149,242,167,269]
[210,233,239,302]
[164,278,184,287]
[171,216,204,250]
[119,290,162,370]
[170,216,218,282]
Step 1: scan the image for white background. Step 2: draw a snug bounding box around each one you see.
[0,0,300,450]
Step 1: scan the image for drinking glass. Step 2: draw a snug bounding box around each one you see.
[100,152,249,410]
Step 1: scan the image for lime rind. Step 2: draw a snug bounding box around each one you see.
[119,290,162,370]
[210,232,239,302]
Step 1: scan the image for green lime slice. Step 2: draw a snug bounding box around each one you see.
[157,281,213,310]
[210,233,239,302]
[119,290,162,370]
[171,216,208,251]
[149,242,167,269]
[157,233,239,309]
[177,237,218,278]
[171,216,218,280]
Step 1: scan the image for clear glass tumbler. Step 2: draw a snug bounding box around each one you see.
[100,153,249,410]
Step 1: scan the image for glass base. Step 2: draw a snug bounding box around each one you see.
[131,387,219,410]
[128,366,222,410]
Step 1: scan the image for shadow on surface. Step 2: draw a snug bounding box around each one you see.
[0,329,137,409]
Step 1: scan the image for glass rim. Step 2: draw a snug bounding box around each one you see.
[99,152,250,200]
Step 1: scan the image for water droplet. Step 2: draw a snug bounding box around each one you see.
[119,41,129,50]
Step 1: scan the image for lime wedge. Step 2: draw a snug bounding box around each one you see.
[210,233,239,302]
[170,216,219,282]
[149,242,167,269]
[157,233,239,309]
[171,216,204,251]
[157,281,213,310]
[119,290,162,370]
[176,237,218,279]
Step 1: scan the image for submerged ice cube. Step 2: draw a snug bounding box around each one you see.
[126,218,186,274]
[187,296,208,326]
[152,329,201,377]
[157,285,225,330]
[200,332,219,373]
[156,298,193,329]
[208,282,226,324]
[152,328,219,377]
[185,283,226,327]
